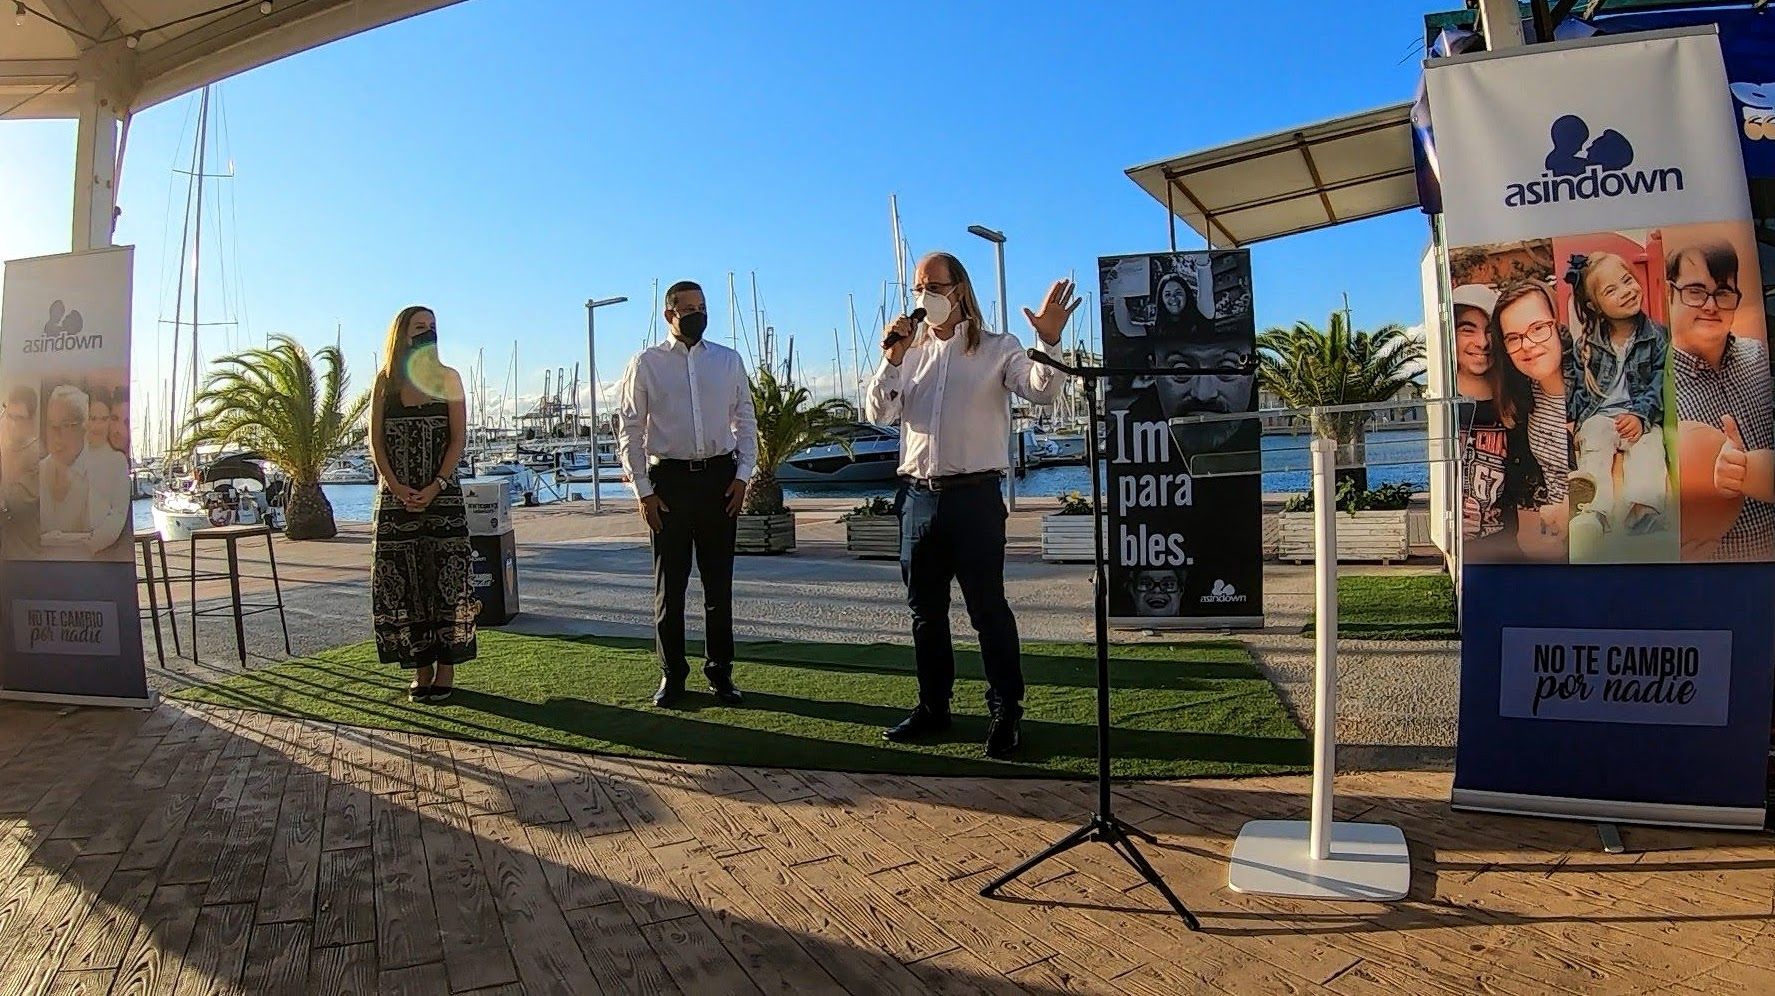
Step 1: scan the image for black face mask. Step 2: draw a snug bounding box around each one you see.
[675,312,708,344]
[411,329,439,349]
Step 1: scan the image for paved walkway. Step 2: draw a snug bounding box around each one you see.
[2,700,1770,995]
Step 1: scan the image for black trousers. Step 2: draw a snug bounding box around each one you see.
[649,457,738,680]
[898,478,1024,714]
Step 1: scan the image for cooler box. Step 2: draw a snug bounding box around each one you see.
[469,530,519,626]
[461,478,512,537]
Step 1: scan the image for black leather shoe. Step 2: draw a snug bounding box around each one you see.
[706,671,744,705]
[985,709,1022,759]
[882,704,952,742]
[653,675,686,708]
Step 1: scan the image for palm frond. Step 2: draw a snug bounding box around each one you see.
[179,334,370,484]
[1257,310,1425,441]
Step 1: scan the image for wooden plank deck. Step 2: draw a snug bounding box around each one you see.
[0,699,1770,995]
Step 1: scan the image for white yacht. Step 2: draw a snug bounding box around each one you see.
[320,456,375,484]
[776,423,901,484]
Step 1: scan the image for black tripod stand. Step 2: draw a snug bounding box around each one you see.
[978,348,1249,931]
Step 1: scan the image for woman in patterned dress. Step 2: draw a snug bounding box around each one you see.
[369,306,477,701]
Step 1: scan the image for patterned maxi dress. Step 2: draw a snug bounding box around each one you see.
[372,395,478,668]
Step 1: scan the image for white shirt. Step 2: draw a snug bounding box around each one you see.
[36,452,91,537]
[865,321,1063,479]
[77,444,130,553]
[616,336,759,500]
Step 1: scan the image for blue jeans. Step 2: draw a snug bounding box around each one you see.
[898,480,1024,714]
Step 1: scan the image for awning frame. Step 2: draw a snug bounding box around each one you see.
[1126,101,1420,250]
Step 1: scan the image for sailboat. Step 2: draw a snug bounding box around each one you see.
[150,85,258,540]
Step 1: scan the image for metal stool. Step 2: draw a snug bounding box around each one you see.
[135,529,179,665]
[187,523,291,666]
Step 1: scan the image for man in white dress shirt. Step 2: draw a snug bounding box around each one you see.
[867,251,1078,758]
[617,280,759,707]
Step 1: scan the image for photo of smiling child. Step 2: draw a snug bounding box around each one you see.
[1558,244,1676,563]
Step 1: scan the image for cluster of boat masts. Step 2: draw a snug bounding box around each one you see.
[312,412,1090,492]
[130,413,1089,512]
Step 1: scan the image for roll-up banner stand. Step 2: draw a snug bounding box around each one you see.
[1,247,152,708]
[1430,27,1774,828]
[1098,251,1263,629]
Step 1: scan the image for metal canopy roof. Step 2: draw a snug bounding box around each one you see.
[1124,101,1419,248]
[1,0,464,119]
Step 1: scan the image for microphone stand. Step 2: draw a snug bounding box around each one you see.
[978,348,1254,930]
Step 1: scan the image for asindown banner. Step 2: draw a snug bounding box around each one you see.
[0,247,150,706]
[1430,28,1775,828]
[1098,251,1262,629]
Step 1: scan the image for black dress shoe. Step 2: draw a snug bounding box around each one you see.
[985,709,1022,759]
[706,674,744,705]
[882,704,952,742]
[653,675,686,708]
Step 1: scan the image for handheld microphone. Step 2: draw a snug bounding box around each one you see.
[882,308,927,350]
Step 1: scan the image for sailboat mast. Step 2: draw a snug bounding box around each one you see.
[832,327,845,406]
[750,272,762,359]
[188,86,211,449]
[165,94,204,458]
[847,293,861,399]
[648,278,660,347]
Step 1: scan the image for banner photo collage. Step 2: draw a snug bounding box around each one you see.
[1449,225,1771,565]
[1434,28,1775,827]
[1098,251,1262,627]
[0,247,148,704]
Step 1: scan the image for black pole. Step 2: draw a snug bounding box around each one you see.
[1085,374,1112,818]
[977,348,1203,930]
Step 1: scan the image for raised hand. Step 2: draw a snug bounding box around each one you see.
[1715,415,1748,498]
[1022,278,1081,345]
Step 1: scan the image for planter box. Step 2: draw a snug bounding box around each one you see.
[845,517,900,560]
[1041,512,1106,563]
[736,512,796,555]
[1275,510,1409,563]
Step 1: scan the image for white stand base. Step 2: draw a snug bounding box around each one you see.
[1227,820,1411,900]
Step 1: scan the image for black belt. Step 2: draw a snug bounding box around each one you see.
[901,470,1003,492]
[653,452,735,473]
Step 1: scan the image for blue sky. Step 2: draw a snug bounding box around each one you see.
[1,0,1442,444]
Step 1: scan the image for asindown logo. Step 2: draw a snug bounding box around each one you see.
[1731,82,1775,141]
[1201,579,1247,604]
[24,300,103,355]
[1503,115,1683,208]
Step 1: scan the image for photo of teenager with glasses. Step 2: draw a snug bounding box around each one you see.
[1562,250,1675,562]
[1668,238,1774,562]
[1486,279,1571,563]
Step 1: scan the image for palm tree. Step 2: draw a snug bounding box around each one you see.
[181,335,371,540]
[743,368,856,515]
[1257,311,1424,490]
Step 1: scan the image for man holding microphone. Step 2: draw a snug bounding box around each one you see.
[867,251,1078,759]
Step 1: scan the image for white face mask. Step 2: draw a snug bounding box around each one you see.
[915,289,953,328]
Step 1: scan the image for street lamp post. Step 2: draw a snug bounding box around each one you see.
[585,295,628,513]
[968,225,1015,510]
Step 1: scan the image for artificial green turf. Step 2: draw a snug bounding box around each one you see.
[171,633,1308,779]
[1305,572,1459,640]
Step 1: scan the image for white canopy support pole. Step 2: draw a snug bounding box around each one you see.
[1309,433,1337,859]
[1477,0,1527,50]
[71,82,120,251]
[1227,431,1411,901]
